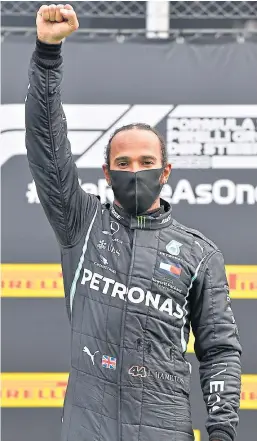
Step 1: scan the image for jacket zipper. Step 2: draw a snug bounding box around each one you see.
[117,229,137,441]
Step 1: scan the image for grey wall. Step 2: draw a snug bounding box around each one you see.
[2,40,257,104]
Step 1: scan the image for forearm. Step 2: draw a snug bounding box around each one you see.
[25,39,66,168]
[25,39,82,246]
[191,250,242,441]
[199,347,241,441]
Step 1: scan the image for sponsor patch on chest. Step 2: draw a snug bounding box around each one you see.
[80,268,184,319]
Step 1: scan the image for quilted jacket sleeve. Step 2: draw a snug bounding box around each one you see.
[190,251,242,441]
[25,40,98,247]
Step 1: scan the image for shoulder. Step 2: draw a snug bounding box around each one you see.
[172,218,219,253]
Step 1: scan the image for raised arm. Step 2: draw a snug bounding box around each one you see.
[25,4,98,246]
[190,251,242,441]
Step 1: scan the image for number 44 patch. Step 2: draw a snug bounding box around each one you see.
[128,365,152,378]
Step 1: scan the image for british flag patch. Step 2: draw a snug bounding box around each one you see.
[102,355,117,370]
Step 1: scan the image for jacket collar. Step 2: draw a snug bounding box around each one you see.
[109,199,173,230]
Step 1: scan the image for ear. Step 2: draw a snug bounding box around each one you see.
[102,164,111,186]
[161,163,172,184]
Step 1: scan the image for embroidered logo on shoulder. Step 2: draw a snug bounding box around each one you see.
[166,240,183,256]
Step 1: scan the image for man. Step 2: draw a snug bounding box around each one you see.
[25,4,241,441]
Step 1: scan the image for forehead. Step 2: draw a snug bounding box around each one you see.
[110,129,161,157]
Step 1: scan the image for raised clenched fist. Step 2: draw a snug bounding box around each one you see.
[36,4,79,44]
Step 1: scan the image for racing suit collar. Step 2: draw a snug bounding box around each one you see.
[110,198,173,230]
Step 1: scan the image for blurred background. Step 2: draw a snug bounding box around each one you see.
[1,1,257,440]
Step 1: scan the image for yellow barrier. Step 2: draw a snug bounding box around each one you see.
[226,265,257,299]
[240,375,257,410]
[1,373,67,407]
[194,430,201,441]
[1,264,257,298]
[1,373,256,410]
[187,332,194,353]
[1,264,63,298]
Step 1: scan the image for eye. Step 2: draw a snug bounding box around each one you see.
[143,160,154,166]
[118,161,128,168]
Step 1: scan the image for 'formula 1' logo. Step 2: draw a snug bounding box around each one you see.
[0,104,173,168]
[4,104,257,170]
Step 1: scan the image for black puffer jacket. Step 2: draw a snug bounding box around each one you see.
[25,40,242,441]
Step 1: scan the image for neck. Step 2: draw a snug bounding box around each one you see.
[147,197,161,212]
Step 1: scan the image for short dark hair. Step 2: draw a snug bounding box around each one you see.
[104,123,168,169]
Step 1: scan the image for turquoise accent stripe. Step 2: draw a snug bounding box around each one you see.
[181,257,206,353]
[69,207,98,313]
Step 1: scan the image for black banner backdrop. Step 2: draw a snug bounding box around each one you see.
[1,39,257,441]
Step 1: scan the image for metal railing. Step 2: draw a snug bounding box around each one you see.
[1,1,146,17]
[1,1,257,42]
[169,1,257,19]
[2,1,257,18]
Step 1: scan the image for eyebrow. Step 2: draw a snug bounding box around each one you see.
[114,155,157,162]
[141,155,157,161]
[114,156,130,162]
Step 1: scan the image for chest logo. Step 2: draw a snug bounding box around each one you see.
[102,355,117,370]
[160,261,182,278]
[166,240,182,256]
[83,346,99,365]
[102,221,120,236]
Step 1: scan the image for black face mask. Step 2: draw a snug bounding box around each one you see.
[109,168,164,216]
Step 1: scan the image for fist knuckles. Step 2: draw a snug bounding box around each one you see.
[36,3,79,44]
